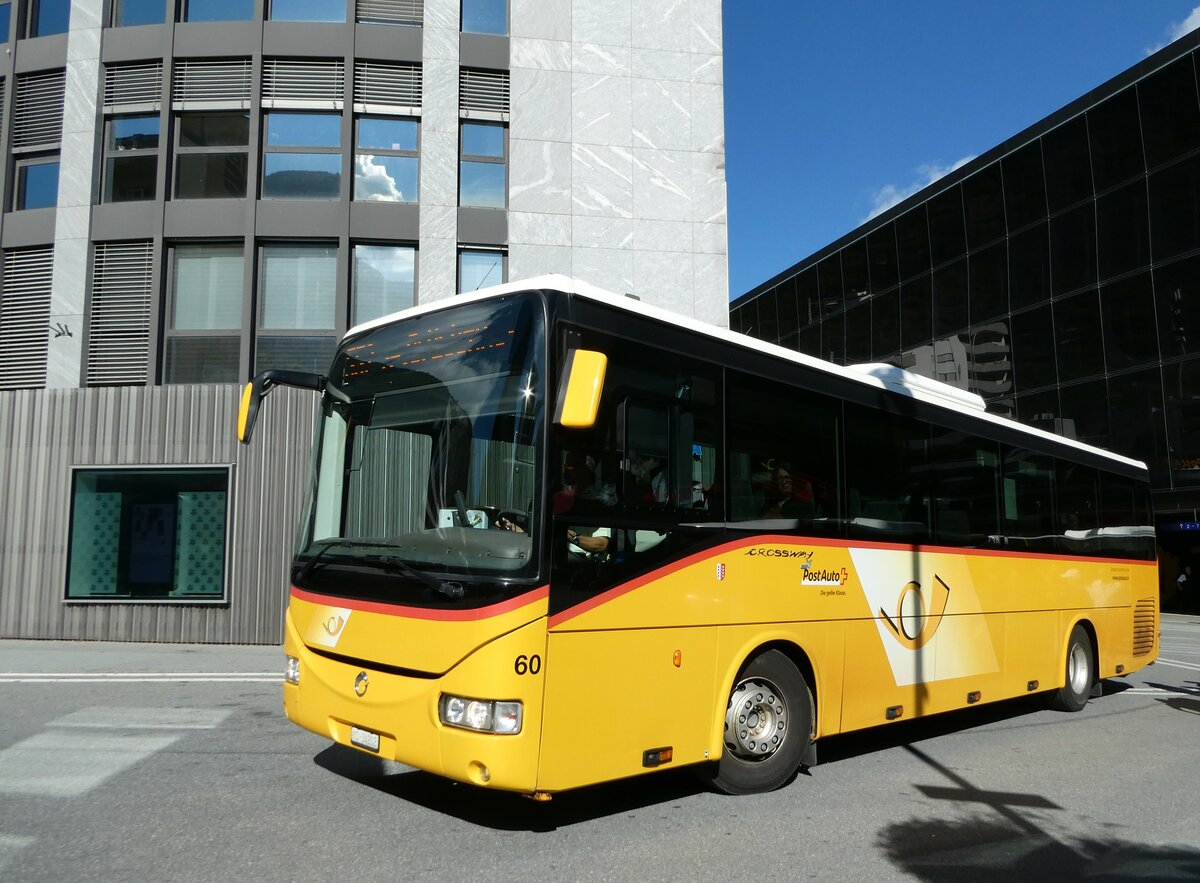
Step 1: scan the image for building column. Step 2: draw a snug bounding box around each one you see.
[418,0,461,304]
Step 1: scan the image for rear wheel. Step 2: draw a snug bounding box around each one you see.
[706,650,812,795]
[1049,624,1094,712]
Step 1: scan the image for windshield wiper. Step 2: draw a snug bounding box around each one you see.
[296,539,464,599]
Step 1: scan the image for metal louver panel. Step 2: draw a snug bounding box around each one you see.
[104,61,164,113]
[354,61,421,114]
[86,242,154,387]
[1133,597,1156,657]
[0,246,54,390]
[13,71,65,151]
[459,69,509,119]
[355,0,422,25]
[172,59,252,109]
[263,59,344,109]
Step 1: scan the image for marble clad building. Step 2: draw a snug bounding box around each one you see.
[0,0,728,642]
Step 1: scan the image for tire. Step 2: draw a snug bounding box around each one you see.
[1048,624,1094,712]
[705,650,813,795]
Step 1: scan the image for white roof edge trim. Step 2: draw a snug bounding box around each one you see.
[341,275,1148,473]
[847,363,987,412]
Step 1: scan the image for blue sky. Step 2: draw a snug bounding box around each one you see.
[722,2,1200,298]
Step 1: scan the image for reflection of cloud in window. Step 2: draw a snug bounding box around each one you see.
[355,154,404,201]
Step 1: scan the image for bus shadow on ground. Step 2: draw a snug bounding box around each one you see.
[876,812,1200,882]
[313,743,708,831]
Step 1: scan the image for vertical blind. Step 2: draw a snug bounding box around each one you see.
[0,246,55,389]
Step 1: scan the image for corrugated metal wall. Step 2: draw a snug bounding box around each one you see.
[0,384,316,643]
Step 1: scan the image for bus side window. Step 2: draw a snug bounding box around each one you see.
[844,405,930,541]
[1001,448,1056,553]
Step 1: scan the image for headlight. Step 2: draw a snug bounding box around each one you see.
[439,694,522,734]
[284,655,300,685]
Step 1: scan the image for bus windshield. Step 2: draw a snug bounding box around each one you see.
[294,293,545,607]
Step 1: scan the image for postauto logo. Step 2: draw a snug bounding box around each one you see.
[879,575,951,650]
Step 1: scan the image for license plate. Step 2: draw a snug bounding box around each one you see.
[350,726,380,752]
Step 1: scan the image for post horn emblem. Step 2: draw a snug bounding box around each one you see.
[354,671,369,697]
[323,615,345,637]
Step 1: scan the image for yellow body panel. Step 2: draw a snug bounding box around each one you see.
[284,537,1158,794]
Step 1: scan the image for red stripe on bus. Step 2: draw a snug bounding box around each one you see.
[290,585,549,621]
[546,534,1153,629]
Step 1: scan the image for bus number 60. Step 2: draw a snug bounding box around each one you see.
[514,654,541,675]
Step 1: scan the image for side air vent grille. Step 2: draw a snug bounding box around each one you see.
[1133,597,1156,657]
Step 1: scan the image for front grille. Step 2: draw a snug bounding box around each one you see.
[1133,598,1156,657]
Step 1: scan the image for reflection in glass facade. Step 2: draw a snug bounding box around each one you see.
[731,38,1200,590]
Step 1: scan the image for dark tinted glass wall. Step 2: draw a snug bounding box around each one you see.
[730,41,1200,495]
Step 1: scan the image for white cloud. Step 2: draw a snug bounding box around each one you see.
[862,155,976,222]
[1148,5,1200,54]
[354,154,406,202]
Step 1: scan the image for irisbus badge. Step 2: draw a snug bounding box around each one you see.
[716,563,726,581]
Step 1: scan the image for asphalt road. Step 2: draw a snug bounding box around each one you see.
[1,615,1198,882]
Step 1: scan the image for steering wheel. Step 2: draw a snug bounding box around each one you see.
[493,508,531,531]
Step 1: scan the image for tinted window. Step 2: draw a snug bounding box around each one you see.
[1008,222,1050,311]
[796,268,820,327]
[933,258,968,336]
[1096,179,1149,281]
[871,288,900,359]
[844,303,870,363]
[895,206,930,281]
[1088,88,1144,192]
[756,288,780,344]
[818,256,844,311]
[821,309,845,364]
[1108,367,1168,484]
[1154,255,1200,359]
[1016,388,1059,431]
[1001,448,1055,552]
[969,241,1007,325]
[928,185,966,267]
[1054,290,1104,382]
[1056,460,1099,552]
[1149,153,1200,262]
[1058,378,1110,449]
[1049,202,1096,296]
[1098,473,1154,560]
[900,274,932,350]
[1167,359,1200,487]
[968,323,1013,403]
[1043,116,1093,212]
[928,428,999,546]
[1002,141,1047,231]
[867,224,899,293]
[114,0,164,25]
[773,278,799,339]
[845,406,929,541]
[841,239,869,303]
[1012,304,1057,391]
[1101,272,1159,371]
[963,163,1005,249]
[1138,54,1200,170]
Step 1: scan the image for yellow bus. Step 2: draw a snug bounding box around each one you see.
[239,275,1158,797]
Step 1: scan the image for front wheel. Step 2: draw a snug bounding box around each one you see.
[1048,624,1094,712]
[705,650,812,795]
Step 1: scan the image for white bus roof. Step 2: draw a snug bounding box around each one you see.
[346,274,1147,473]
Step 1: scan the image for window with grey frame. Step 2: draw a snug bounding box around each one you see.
[163,241,244,384]
[262,112,342,199]
[459,120,506,209]
[461,0,504,34]
[111,0,165,25]
[180,0,254,21]
[11,70,64,212]
[23,0,69,36]
[0,1,12,40]
[256,242,339,373]
[173,111,249,198]
[355,0,422,25]
[102,114,159,202]
[269,0,346,21]
[353,242,415,325]
[457,246,504,293]
[354,115,418,202]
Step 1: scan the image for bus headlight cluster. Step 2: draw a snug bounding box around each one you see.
[439,694,522,734]
[284,655,300,685]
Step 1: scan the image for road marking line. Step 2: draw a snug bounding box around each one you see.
[0,731,181,798]
[1121,688,1194,696]
[53,707,232,730]
[1154,658,1200,672]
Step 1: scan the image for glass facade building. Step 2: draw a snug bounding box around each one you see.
[731,31,1200,600]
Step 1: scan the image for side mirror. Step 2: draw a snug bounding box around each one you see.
[237,369,324,445]
[553,349,607,429]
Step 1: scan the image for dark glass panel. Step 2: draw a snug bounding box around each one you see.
[728,302,748,335]
[930,333,970,390]
[795,325,820,358]
[0,3,10,40]
[110,115,159,150]
[969,241,1007,325]
[1002,141,1047,231]
[755,288,780,344]
[114,0,164,25]
[963,163,1005,249]
[845,405,930,542]
[1101,272,1159,371]
[844,303,870,363]
[1138,54,1200,169]
[1108,366,1168,485]
[16,162,59,210]
[1054,290,1104,382]
[1058,379,1109,448]
[1154,255,1200,359]
[867,223,899,293]
[1000,447,1055,553]
[164,336,240,383]
[1087,88,1144,192]
[254,335,338,374]
[735,299,757,338]
[179,112,249,147]
[1008,222,1050,311]
[1097,471,1155,559]
[968,321,1013,402]
[818,256,844,312]
[900,273,932,350]
[1012,304,1056,391]
[262,154,341,199]
[1049,202,1096,296]
[895,205,930,281]
[1096,179,1149,281]
[1043,116,1093,212]
[1016,388,1059,430]
[1166,359,1200,486]
[933,258,968,336]
[773,278,799,339]
[175,153,247,198]
[1055,460,1100,546]
[104,155,156,201]
[871,289,900,359]
[840,239,869,303]
[928,185,966,267]
[796,268,820,327]
[1149,153,1200,262]
[32,0,69,35]
[821,309,845,364]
